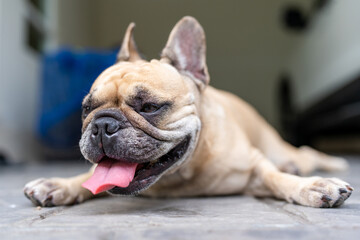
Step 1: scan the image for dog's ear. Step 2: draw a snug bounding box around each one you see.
[161,16,209,90]
[117,23,142,62]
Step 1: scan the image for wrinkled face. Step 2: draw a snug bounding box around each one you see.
[79,60,201,194]
[80,16,209,195]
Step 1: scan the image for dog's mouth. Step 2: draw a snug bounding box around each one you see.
[82,136,191,195]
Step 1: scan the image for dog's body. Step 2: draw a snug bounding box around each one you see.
[25,17,353,208]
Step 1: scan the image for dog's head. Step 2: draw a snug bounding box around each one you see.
[80,16,209,195]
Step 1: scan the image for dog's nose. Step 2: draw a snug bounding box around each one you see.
[92,117,120,139]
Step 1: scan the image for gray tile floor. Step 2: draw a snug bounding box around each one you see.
[1,157,360,240]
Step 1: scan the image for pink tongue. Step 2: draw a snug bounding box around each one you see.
[82,159,138,195]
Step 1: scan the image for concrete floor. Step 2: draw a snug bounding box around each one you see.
[1,157,360,240]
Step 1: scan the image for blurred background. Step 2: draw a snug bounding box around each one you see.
[1,0,360,164]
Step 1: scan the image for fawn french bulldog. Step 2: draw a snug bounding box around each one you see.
[24,16,352,208]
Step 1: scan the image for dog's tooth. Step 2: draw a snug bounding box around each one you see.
[150,159,158,164]
[175,150,183,159]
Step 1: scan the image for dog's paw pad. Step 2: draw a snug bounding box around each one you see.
[320,195,332,208]
[302,178,353,208]
[24,178,70,207]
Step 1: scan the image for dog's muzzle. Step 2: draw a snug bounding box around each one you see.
[91,116,121,157]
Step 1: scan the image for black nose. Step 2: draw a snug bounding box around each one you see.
[92,117,120,143]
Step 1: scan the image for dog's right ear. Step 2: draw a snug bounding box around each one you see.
[117,23,142,62]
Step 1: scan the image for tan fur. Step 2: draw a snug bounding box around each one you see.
[24,16,352,208]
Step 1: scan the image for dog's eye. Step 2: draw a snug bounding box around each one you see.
[140,103,160,113]
[82,105,91,119]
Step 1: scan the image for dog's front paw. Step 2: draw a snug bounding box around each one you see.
[297,177,353,208]
[24,178,80,207]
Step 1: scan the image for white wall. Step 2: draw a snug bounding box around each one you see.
[0,0,41,162]
[288,0,360,110]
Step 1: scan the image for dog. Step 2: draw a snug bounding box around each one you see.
[24,16,353,208]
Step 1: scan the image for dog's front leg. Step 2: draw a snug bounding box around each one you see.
[247,149,353,208]
[24,165,102,207]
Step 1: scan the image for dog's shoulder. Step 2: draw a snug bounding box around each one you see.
[202,86,261,124]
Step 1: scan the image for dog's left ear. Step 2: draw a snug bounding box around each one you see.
[161,16,209,90]
[117,23,142,62]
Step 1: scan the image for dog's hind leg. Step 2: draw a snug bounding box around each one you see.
[258,127,348,175]
[245,148,353,208]
[297,146,348,172]
[24,165,103,207]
